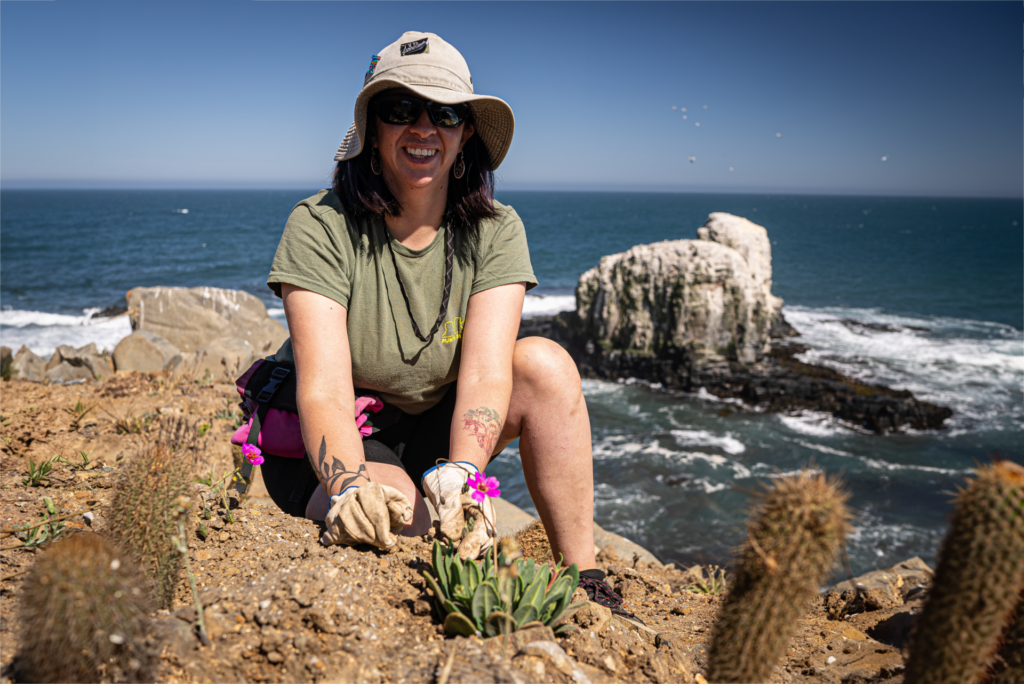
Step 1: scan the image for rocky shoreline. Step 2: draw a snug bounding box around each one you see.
[519,211,952,435]
[520,312,952,434]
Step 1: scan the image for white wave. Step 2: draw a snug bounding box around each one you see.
[670,429,746,454]
[694,387,749,407]
[174,208,189,214]
[793,440,853,457]
[783,306,1024,429]
[778,412,848,437]
[855,455,967,476]
[521,294,575,318]
[0,308,131,357]
[267,307,285,318]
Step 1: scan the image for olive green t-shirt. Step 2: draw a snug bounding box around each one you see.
[267,190,537,415]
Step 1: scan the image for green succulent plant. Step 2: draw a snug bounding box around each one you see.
[423,539,586,637]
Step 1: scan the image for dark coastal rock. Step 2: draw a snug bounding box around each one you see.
[90,305,128,319]
[524,311,953,434]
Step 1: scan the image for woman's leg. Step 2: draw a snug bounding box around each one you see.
[496,337,596,570]
[305,462,432,536]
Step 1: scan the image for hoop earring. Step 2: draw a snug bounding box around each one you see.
[453,151,466,180]
[370,148,382,176]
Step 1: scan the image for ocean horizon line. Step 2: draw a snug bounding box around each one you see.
[1,185,1021,201]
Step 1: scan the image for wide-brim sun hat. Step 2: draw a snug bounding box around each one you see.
[334,31,515,170]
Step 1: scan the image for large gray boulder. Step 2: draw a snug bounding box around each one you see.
[113,331,184,373]
[40,343,113,382]
[178,336,255,382]
[12,346,46,382]
[576,213,782,364]
[126,286,287,355]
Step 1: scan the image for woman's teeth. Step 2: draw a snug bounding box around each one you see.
[405,148,436,158]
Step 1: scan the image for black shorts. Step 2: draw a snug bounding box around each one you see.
[261,382,468,517]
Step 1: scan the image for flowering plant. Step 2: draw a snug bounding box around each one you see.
[241,443,263,466]
[467,471,501,503]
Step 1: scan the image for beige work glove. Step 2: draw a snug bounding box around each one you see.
[421,462,496,560]
[320,483,413,550]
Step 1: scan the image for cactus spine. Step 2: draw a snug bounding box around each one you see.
[904,460,1024,684]
[108,442,192,608]
[706,470,851,683]
[16,533,154,683]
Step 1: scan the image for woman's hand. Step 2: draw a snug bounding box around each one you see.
[321,483,413,549]
[421,462,496,559]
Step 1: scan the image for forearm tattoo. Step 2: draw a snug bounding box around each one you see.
[462,407,502,456]
[312,436,369,495]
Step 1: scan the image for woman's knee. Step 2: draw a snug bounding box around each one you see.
[513,337,581,396]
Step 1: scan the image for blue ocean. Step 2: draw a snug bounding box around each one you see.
[2,190,1021,576]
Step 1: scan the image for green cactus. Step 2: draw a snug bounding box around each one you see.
[904,460,1024,684]
[991,605,1024,684]
[16,532,154,683]
[423,539,586,637]
[706,470,851,683]
[108,442,192,609]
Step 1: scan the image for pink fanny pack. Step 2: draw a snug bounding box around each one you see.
[230,359,395,460]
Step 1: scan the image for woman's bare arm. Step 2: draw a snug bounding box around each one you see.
[282,284,368,497]
[449,282,527,470]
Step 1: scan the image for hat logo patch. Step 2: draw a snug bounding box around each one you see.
[366,54,380,76]
[400,38,429,56]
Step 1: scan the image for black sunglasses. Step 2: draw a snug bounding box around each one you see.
[372,94,471,128]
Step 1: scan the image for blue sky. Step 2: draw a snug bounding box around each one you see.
[2,1,1020,197]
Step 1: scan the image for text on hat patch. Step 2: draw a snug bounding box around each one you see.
[366,54,380,76]
[400,38,429,56]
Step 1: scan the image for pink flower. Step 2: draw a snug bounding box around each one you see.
[242,443,264,465]
[467,471,500,503]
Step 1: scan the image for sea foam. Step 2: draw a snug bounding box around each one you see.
[0,308,132,357]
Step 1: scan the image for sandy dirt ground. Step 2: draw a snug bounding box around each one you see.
[0,374,919,683]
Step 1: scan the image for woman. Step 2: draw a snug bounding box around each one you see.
[265,31,628,615]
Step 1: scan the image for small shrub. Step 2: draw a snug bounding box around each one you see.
[684,565,729,596]
[22,456,58,486]
[16,533,154,683]
[64,400,96,431]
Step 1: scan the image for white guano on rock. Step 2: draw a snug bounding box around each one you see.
[575,213,783,365]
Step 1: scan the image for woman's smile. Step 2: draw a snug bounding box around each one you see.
[403,146,438,163]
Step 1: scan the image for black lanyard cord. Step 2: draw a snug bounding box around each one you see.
[383,218,454,346]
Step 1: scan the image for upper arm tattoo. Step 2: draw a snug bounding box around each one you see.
[463,407,503,456]
[312,436,369,494]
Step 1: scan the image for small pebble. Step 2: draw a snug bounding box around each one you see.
[827,656,837,664]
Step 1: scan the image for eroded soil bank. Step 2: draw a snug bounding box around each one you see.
[1,374,923,683]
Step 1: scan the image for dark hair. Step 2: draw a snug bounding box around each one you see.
[332,114,497,241]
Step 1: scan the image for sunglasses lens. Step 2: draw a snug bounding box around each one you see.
[376,96,422,124]
[428,103,469,127]
[375,95,469,127]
